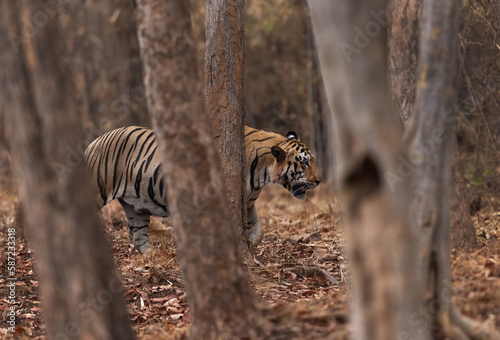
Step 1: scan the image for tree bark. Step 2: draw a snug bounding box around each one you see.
[0,109,7,175]
[205,0,249,257]
[308,1,421,339]
[408,0,497,337]
[60,0,149,129]
[136,1,262,338]
[388,0,477,252]
[0,2,134,339]
[310,0,499,338]
[387,0,421,127]
[304,0,334,183]
[406,0,461,335]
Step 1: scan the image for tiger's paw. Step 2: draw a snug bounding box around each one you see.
[247,222,263,248]
[135,242,151,255]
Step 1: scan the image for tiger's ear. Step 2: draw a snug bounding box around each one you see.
[271,146,287,163]
[287,131,298,140]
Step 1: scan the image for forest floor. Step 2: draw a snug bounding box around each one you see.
[0,174,499,339]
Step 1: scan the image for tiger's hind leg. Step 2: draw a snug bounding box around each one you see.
[119,199,151,254]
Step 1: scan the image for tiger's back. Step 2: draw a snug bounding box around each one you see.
[85,127,168,253]
[85,126,167,213]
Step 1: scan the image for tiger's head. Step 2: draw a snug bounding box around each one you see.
[271,131,322,199]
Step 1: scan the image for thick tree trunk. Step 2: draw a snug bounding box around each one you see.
[408,1,497,338]
[205,0,249,257]
[388,0,477,252]
[311,0,498,338]
[0,111,7,175]
[60,0,148,129]
[308,1,421,339]
[304,0,334,182]
[136,1,262,338]
[0,2,134,339]
[406,1,461,336]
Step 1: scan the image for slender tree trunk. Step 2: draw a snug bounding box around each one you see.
[387,0,421,127]
[205,0,249,257]
[0,2,134,339]
[308,1,421,338]
[136,1,262,338]
[60,0,148,129]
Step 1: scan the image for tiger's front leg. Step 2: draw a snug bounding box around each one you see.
[247,205,263,247]
[119,200,151,254]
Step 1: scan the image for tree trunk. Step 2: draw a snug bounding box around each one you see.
[205,0,249,257]
[136,1,262,338]
[60,0,148,129]
[406,0,461,335]
[304,0,334,183]
[0,109,7,175]
[387,0,421,127]
[408,0,497,337]
[308,1,422,339]
[0,2,134,339]
[310,0,499,338]
[388,0,478,252]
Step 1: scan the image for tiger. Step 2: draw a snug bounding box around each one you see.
[84,126,322,253]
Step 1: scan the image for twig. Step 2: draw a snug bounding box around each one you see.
[286,265,340,285]
[479,211,500,218]
[470,246,491,258]
[318,268,340,285]
[450,305,500,339]
[252,256,265,267]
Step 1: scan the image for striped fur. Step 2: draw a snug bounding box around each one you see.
[245,126,322,245]
[85,126,321,253]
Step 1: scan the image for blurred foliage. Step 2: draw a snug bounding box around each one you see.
[245,0,310,141]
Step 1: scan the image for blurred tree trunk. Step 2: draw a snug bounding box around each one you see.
[304,0,334,182]
[405,0,494,337]
[136,1,263,338]
[0,110,7,175]
[60,0,148,129]
[205,0,249,257]
[311,0,499,338]
[0,2,134,339]
[388,0,477,251]
[308,1,421,338]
